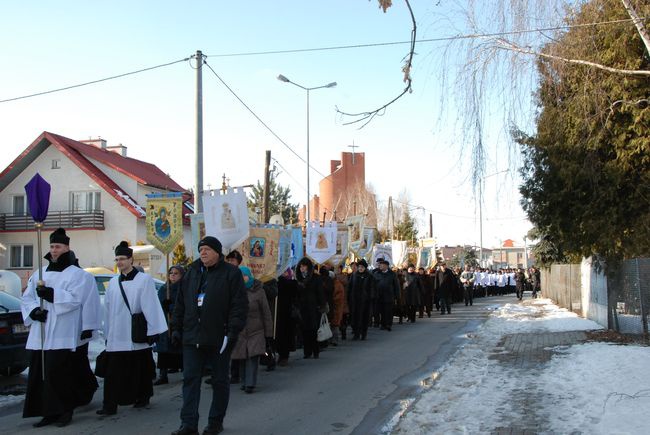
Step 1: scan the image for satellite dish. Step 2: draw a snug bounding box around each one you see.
[269,214,285,225]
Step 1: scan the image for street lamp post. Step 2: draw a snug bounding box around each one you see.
[278,74,336,223]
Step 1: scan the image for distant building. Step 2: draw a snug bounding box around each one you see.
[0,132,192,285]
[299,151,376,225]
[491,239,533,269]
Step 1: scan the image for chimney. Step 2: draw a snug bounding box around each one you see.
[106,144,127,157]
[82,137,107,149]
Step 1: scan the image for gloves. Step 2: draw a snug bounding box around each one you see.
[29,307,48,323]
[80,330,93,340]
[147,334,159,345]
[161,298,173,313]
[36,285,54,303]
[171,331,182,347]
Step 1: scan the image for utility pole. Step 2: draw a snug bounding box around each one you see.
[387,196,395,240]
[194,50,204,213]
[262,150,271,223]
[429,213,433,238]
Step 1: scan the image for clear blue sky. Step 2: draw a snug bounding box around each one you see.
[0,0,532,247]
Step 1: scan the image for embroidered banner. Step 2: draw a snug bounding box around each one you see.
[290,226,304,268]
[305,221,337,265]
[353,227,376,260]
[146,193,184,254]
[276,227,293,277]
[346,215,365,253]
[202,187,250,252]
[240,226,279,283]
[392,240,408,268]
[371,243,394,267]
[327,224,349,266]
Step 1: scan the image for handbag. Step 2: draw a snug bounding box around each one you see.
[95,350,108,378]
[118,279,149,343]
[317,313,333,342]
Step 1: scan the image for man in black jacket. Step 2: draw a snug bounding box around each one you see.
[435,262,456,315]
[171,237,248,435]
[373,259,401,331]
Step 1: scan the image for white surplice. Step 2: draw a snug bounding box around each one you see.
[104,271,168,352]
[77,270,102,346]
[21,265,86,350]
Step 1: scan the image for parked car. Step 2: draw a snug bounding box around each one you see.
[89,273,165,296]
[0,291,30,376]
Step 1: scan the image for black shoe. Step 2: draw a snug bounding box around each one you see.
[352,335,359,340]
[313,353,319,359]
[245,386,254,394]
[172,427,199,435]
[55,411,72,427]
[154,377,169,385]
[205,377,213,385]
[33,416,58,428]
[229,376,240,384]
[133,398,150,408]
[203,422,224,434]
[386,327,392,331]
[168,368,179,374]
[96,407,117,416]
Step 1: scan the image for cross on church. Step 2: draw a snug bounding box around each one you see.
[348,141,360,164]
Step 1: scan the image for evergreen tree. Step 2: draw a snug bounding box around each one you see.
[394,208,418,246]
[248,171,299,224]
[518,0,650,267]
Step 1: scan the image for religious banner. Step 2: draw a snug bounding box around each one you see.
[240,226,279,283]
[405,247,420,268]
[189,212,206,259]
[327,224,349,266]
[146,192,184,254]
[417,247,434,270]
[202,187,249,252]
[353,227,376,260]
[392,240,408,268]
[276,227,293,276]
[305,221,337,265]
[289,226,303,268]
[371,243,393,267]
[346,215,365,253]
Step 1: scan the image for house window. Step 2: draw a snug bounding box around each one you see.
[10,245,34,268]
[52,159,61,169]
[12,195,30,216]
[70,191,101,212]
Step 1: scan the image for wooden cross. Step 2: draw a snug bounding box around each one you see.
[348,141,360,164]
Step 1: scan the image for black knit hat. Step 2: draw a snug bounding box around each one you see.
[198,236,223,255]
[114,241,133,258]
[357,259,368,268]
[49,228,70,245]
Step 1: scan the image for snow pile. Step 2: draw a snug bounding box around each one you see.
[395,299,650,434]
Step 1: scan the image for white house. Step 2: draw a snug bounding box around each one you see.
[0,131,193,286]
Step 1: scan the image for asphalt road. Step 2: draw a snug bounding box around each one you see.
[0,297,508,435]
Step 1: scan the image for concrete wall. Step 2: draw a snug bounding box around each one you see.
[580,257,608,328]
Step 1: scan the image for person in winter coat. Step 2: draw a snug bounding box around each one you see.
[418,267,434,318]
[275,268,298,366]
[347,259,374,340]
[515,268,526,300]
[403,265,422,323]
[154,265,184,385]
[373,260,401,330]
[435,262,456,314]
[170,236,248,435]
[230,267,273,394]
[295,257,326,359]
[332,266,350,341]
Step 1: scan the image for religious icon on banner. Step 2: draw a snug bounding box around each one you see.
[328,224,349,266]
[346,215,365,253]
[354,227,376,260]
[190,213,206,259]
[372,243,393,266]
[290,227,304,268]
[240,226,279,282]
[203,187,250,252]
[146,193,183,254]
[306,221,337,265]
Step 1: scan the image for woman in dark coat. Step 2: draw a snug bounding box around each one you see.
[154,265,184,385]
[276,268,298,366]
[346,259,374,340]
[295,257,326,359]
[403,265,422,323]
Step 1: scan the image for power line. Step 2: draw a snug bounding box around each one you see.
[205,16,647,58]
[272,157,307,193]
[0,57,191,104]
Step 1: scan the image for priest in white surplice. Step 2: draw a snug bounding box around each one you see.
[97,241,167,416]
[21,227,101,428]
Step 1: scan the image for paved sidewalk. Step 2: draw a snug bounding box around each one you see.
[490,309,589,434]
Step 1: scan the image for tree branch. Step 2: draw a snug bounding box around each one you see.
[493,37,650,77]
[336,0,416,128]
[621,0,650,58]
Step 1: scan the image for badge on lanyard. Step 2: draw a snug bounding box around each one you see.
[197,292,206,307]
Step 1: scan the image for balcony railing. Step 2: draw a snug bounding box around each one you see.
[0,210,105,231]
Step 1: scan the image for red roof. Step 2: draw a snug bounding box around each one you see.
[1,132,192,219]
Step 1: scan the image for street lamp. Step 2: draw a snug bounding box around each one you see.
[277,74,337,223]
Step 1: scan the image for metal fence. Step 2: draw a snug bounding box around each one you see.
[608,258,650,335]
[541,258,650,335]
[541,264,582,315]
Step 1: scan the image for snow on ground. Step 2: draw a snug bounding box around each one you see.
[395,298,650,435]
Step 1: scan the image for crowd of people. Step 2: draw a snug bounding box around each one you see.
[20,230,542,434]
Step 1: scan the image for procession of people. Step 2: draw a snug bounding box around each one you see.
[19,228,539,433]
